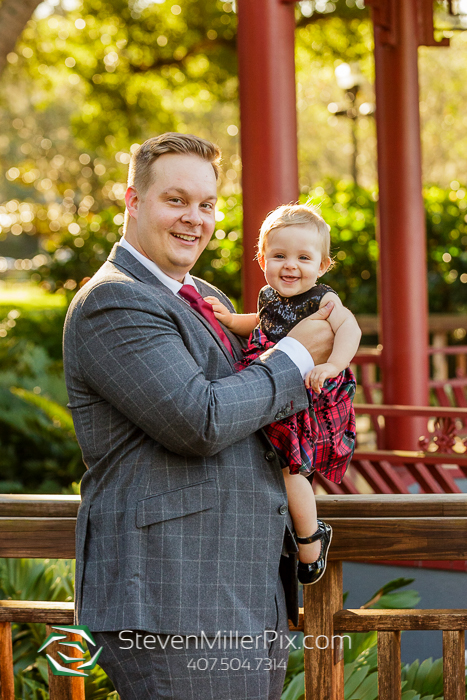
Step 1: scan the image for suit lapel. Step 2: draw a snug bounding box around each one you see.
[108,245,238,367]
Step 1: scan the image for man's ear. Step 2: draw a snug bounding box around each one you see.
[125,186,139,220]
[317,256,332,278]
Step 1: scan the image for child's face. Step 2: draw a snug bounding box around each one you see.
[259,224,330,297]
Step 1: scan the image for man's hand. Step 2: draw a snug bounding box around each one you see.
[305,362,341,394]
[204,296,234,329]
[287,301,335,366]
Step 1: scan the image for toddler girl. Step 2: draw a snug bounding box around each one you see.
[205,204,361,585]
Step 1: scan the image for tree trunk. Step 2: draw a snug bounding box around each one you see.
[0,0,43,78]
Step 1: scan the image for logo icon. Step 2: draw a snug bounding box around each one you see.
[38,625,103,677]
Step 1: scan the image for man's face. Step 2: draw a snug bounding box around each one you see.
[125,153,217,281]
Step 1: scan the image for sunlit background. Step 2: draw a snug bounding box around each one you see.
[0,0,465,478]
[1,0,467,695]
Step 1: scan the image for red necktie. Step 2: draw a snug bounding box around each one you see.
[179,285,233,357]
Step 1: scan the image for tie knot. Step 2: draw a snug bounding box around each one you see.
[178,283,233,357]
[179,284,202,304]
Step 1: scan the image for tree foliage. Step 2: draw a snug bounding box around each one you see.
[306,180,467,317]
[1,0,466,302]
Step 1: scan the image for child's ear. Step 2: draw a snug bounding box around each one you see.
[317,256,331,278]
[257,254,265,270]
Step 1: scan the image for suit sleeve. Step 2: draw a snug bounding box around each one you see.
[72,282,309,458]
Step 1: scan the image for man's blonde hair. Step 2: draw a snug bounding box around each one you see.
[127,132,222,196]
[257,203,332,262]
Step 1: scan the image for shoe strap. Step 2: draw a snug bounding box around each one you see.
[295,524,325,545]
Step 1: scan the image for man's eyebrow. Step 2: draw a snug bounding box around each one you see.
[162,187,217,201]
[162,187,188,196]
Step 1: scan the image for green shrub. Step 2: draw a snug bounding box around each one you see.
[0,301,83,493]
[304,180,467,316]
[0,558,116,699]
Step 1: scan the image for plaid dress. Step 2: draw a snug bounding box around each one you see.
[236,285,356,483]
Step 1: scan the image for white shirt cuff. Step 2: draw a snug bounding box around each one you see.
[275,337,315,380]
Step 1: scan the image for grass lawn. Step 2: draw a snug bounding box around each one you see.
[0,282,66,310]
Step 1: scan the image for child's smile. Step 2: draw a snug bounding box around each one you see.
[259,224,331,297]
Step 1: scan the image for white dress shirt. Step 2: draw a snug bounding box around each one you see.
[118,238,314,378]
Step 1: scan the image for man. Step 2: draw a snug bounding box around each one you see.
[63,133,334,699]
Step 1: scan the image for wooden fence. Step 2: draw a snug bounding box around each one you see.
[2,493,467,699]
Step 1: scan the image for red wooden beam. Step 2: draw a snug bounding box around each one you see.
[354,404,467,418]
[428,346,467,356]
[371,0,430,449]
[352,449,467,465]
[237,0,299,312]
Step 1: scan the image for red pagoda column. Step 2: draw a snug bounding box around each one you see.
[372,0,429,448]
[237,0,299,312]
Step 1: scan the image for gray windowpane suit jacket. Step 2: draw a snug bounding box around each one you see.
[63,245,307,635]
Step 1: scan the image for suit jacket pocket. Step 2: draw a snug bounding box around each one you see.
[136,478,217,528]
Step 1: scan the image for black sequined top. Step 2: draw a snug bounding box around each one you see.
[258,284,337,344]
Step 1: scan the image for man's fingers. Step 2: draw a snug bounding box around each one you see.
[309,300,334,320]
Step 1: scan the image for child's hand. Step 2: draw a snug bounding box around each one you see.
[204,296,234,329]
[305,362,341,394]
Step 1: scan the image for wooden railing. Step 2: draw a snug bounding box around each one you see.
[352,345,467,448]
[354,315,467,383]
[0,495,78,700]
[289,493,467,700]
[354,343,467,378]
[2,494,467,699]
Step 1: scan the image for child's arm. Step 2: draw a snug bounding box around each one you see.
[204,296,258,338]
[305,291,361,393]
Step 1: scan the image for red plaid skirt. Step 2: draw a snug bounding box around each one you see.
[237,329,357,483]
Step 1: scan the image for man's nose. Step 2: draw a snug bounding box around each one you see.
[181,205,203,226]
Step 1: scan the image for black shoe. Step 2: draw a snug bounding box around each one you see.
[296,519,333,586]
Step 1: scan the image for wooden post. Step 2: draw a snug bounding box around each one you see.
[0,622,15,700]
[455,353,466,378]
[360,363,384,447]
[377,631,401,700]
[303,560,344,700]
[432,333,449,381]
[443,630,465,700]
[45,626,85,700]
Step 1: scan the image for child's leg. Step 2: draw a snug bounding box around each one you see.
[282,468,321,564]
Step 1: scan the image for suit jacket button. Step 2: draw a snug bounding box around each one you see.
[279,504,288,515]
[265,451,276,461]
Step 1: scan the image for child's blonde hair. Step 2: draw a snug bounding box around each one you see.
[257,203,331,263]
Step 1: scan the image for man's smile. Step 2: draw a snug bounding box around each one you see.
[171,232,198,242]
